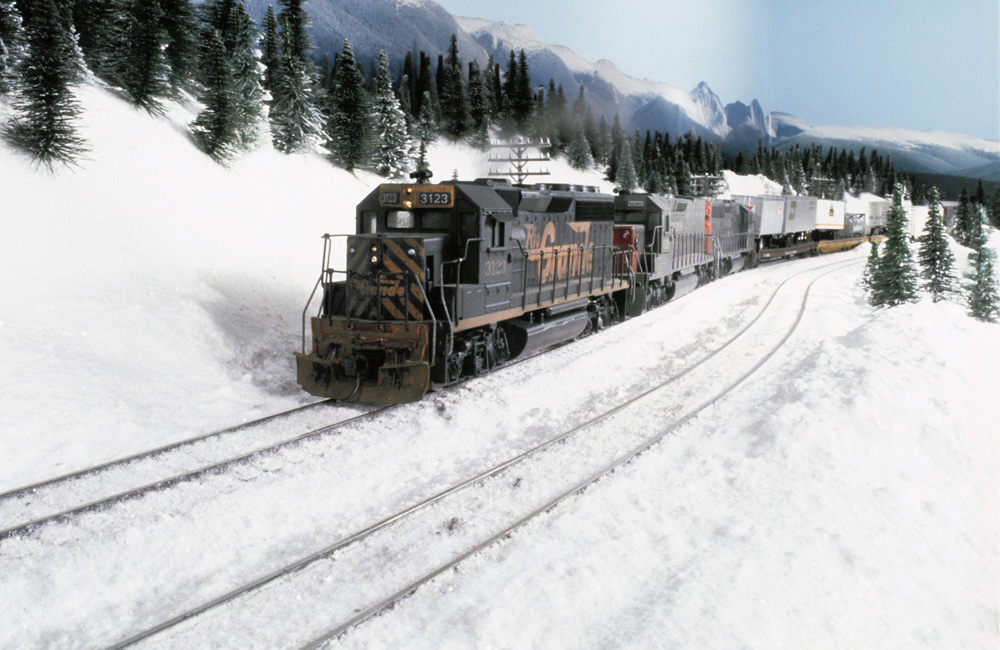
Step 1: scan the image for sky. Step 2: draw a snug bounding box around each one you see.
[433,0,1000,141]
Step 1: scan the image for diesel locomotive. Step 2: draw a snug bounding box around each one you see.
[295,176,756,404]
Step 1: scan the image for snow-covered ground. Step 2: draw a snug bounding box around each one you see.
[1,80,998,649]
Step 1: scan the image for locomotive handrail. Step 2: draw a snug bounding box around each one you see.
[301,234,353,354]
[440,238,485,326]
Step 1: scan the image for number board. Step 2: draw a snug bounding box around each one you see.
[378,185,455,208]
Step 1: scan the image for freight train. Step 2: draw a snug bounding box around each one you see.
[295,176,881,404]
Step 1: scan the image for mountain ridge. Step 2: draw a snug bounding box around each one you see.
[232,0,999,179]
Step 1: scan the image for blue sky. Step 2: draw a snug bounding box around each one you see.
[433,0,1000,141]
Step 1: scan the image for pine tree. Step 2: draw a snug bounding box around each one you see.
[190,30,237,160]
[467,59,486,131]
[862,240,880,292]
[513,49,532,128]
[277,0,310,61]
[159,0,198,94]
[917,187,957,302]
[73,0,125,84]
[616,139,638,192]
[416,89,437,148]
[2,0,86,168]
[0,0,24,96]
[269,20,324,153]
[259,5,279,92]
[567,125,593,170]
[438,33,468,138]
[119,0,171,113]
[990,184,1000,231]
[954,181,974,246]
[228,2,263,146]
[325,39,370,169]
[967,207,1000,322]
[870,184,918,307]
[370,50,411,178]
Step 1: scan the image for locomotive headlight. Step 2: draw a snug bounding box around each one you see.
[371,255,379,264]
[403,200,413,209]
[407,248,416,257]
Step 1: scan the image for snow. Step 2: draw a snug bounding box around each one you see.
[1,78,999,650]
[802,125,1000,156]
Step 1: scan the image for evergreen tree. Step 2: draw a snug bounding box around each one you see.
[119,0,171,113]
[467,59,486,131]
[862,240,880,292]
[615,139,638,192]
[269,20,324,153]
[954,181,974,246]
[277,0,310,61]
[259,5,279,92]
[228,1,263,146]
[416,89,437,149]
[370,50,411,178]
[0,0,24,96]
[513,49,533,128]
[325,38,370,169]
[438,34,468,138]
[917,187,957,302]
[190,29,237,160]
[990,184,1000,231]
[870,184,918,307]
[159,0,199,94]
[567,125,593,170]
[72,0,125,84]
[967,207,1000,322]
[2,0,86,168]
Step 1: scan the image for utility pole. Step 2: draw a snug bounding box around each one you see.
[488,136,551,185]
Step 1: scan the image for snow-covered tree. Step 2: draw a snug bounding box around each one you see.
[616,139,638,192]
[870,184,918,307]
[277,0,311,62]
[370,50,411,178]
[159,0,199,94]
[966,208,999,322]
[862,239,880,292]
[415,89,437,149]
[119,0,171,113]
[325,39,370,169]
[0,0,25,96]
[990,184,1000,230]
[567,125,593,170]
[228,1,263,146]
[2,0,87,168]
[190,29,237,160]
[917,187,957,302]
[954,181,974,246]
[269,20,324,153]
[259,5,279,92]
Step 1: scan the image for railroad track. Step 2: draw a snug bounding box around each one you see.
[0,400,391,541]
[107,257,861,649]
[0,253,777,542]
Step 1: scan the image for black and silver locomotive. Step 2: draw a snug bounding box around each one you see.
[296,177,756,404]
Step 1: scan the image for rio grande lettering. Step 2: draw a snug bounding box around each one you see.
[523,221,595,283]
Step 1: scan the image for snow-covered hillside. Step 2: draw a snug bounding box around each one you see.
[0,79,605,488]
[2,79,998,650]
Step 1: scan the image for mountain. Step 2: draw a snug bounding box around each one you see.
[231,0,1000,179]
[776,126,1000,181]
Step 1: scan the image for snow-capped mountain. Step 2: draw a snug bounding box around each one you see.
[235,0,1000,179]
[776,126,1000,181]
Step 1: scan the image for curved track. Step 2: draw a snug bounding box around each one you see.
[109,257,860,649]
